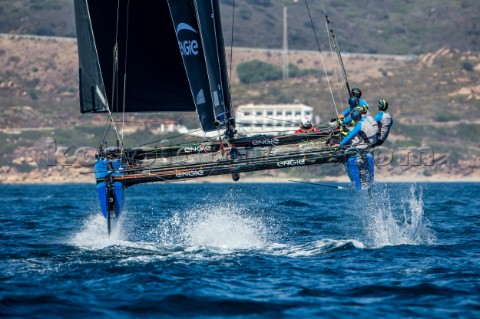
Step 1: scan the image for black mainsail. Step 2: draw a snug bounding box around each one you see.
[74,0,232,132]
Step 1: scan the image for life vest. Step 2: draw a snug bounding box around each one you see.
[357,116,378,146]
[376,112,393,142]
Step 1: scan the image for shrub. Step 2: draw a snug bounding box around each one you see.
[8,56,21,63]
[462,61,474,71]
[288,64,317,77]
[237,60,282,84]
[29,89,41,100]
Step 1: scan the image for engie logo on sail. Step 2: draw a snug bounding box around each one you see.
[277,159,306,167]
[176,23,199,56]
[176,170,204,178]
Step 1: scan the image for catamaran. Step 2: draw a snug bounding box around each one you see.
[73,0,376,234]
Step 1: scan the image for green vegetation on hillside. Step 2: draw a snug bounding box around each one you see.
[237,60,317,84]
[1,0,478,54]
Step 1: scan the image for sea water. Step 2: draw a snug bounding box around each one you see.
[0,183,478,318]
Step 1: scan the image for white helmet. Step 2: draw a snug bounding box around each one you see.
[301,116,312,128]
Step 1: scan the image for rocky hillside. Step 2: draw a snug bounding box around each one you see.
[0,0,479,54]
[0,35,479,183]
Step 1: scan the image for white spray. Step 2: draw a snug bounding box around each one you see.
[366,184,435,248]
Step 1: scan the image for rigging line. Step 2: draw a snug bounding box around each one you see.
[153,146,335,170]
[98,117,112,148]
[105,98,123,147]
[325,18,344,108]
[288,180,349,190]
[99,0,122,147]
[228,0,235,86]
[121,148,339,175]
[304,0,338,117]
[240,129,295,134]
[216,126,225,147]
[121,0,130,146]
[114,0,120,122]
[321,0,350,98]
[114,0,120,74]
[239,126,252,137]
[137,128,204,147]
[196,132,209,156]
[113,120,181,124]
[322,0,347,105]
[104,43,122,147]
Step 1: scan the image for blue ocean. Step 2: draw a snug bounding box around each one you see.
[1,182,479,318]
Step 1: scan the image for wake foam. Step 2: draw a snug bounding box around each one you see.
[366,184,435,247]
[150,203,271,251]
[68,213,129,249]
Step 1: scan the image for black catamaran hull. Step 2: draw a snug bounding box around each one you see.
[93,129,374,220]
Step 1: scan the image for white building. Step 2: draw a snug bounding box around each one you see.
[235,103,317,135]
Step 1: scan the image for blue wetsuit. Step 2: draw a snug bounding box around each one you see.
[373,111,393,145]
[340,114,377,190]
[339,115,378,148]
[342,99,369,124]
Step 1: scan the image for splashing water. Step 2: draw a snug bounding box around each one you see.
[69,213,128,249]
[367,185,435,247]
[150,203,271,251]
[68,184,434,253]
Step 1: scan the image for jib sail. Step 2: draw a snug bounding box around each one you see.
[168,0,217,131]
[168,0,232,129]
[73,0,232,132]
[191,0,232,125]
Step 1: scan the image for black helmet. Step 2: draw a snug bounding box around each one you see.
[378,99,389,110]
[348,96,359,107]
[351,87,362,98]
[351,109,362,122]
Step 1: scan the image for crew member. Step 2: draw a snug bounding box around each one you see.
[340,88,371,125]
[351,87,369,110]
[338,96,359,121]
[335,108,378,190]
[295,115,319,134]
[339,108,378,148]
[373,99,393,146]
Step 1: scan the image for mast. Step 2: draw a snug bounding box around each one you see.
[324,14,351,97]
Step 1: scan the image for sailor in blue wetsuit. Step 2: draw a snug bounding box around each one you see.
[339,108,378,149]
[338,108,378,190]
[338,96,359,121]
[373,99,393,146]
[351,87,369,110]
[338,88,370,126]
[335,97,360,137]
